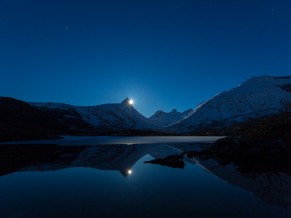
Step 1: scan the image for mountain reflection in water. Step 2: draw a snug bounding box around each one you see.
[1,142,291,208]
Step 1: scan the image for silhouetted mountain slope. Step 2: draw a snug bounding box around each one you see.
[0,97,95,141]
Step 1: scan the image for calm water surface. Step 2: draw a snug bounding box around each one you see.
[0,136,291,218]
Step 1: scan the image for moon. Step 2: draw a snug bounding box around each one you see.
[128,99,134,105]
[127,169,132,175]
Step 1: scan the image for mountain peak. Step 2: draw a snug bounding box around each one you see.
[170,109,178,113]
[121,97,134,106]
[242,75,291,87]
[121,97,130,104]
[153,110,165,115]
[149,108,193,127]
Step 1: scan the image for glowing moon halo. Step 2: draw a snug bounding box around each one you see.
[128,99,134,105]
[127,169,132,175]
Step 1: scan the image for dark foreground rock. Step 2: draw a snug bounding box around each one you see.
[187,136,291,175]
[144,155,185,169]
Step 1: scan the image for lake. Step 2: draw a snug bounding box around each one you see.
[0,136,291,218]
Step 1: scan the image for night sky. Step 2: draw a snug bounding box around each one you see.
[1,0,291,117]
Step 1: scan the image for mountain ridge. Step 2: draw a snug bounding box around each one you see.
[149,108,192,127]
[1,75,291,141]
[30,97,158,131]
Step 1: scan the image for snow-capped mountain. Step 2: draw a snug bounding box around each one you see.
[1,75,291,140]
[31,97,157,131]
[170,76,291,132]
[149,109,192,127]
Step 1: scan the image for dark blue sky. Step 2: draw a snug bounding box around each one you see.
[1,0,291,116]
